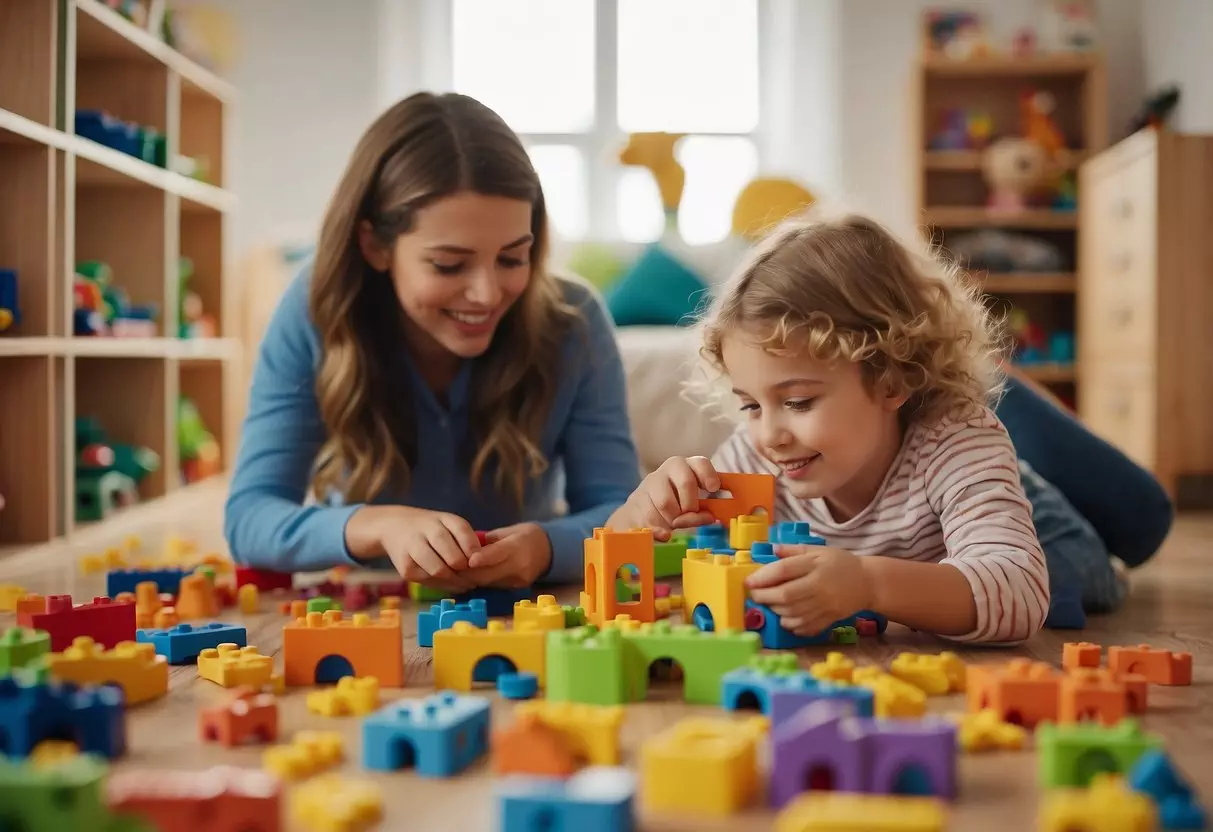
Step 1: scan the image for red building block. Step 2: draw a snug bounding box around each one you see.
[109,766,281,831]
[17,594,135,651]
[234,567,294,593]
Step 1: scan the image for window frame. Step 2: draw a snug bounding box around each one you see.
[421,0,777,242]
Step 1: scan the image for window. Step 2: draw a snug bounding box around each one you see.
[449,0,761,244]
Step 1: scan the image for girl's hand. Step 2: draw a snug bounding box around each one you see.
[352,506,481,591]
[745,545,874,636]
[606,455,722,541]
[465,523,553,588]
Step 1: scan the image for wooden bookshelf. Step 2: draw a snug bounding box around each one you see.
[914,45,1107,405]
[0,0,238,547]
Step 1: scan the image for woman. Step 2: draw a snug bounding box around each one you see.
[224,92,641,591]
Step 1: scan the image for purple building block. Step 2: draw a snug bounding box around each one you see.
[769,681,875,727]
[770,699,957,808]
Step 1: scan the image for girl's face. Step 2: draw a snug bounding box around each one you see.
[720,330,907,521]
[364,190,535,361]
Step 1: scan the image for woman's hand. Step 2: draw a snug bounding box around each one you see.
[465,523,553,588]
[346,505,480,591]
[606,455,722,541]
[745,544,874,636]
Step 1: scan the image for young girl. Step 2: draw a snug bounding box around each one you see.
[609,212,1125,644]
[225,92,640,590]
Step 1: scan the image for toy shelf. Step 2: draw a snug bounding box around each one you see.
[914,42,1107,409]
[0,0,238,547]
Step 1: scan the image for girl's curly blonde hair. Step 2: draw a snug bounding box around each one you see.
[693,211,1007,423]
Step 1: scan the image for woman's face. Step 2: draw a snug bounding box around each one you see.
[366,191,535,360]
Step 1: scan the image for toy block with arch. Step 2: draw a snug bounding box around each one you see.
[432,621,546,691]
[282,609,403,687]
[701,472,776,526]
[581,528,656,627]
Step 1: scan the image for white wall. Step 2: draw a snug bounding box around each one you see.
[1141,0,1213,132]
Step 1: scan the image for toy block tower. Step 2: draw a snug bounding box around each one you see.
[581,528,655,627]
[701,473,775,526]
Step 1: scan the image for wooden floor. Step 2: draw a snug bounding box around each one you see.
[0,480,1209,831]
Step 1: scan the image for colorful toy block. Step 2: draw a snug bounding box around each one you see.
[546,627,633,706]
[0,754,151,832]
[953,708,1028,752]
[1108,645,1193,686]
[199,687,279,747]
[306,676,380,717]
[1128,750,1207,830]
[362,691,490,777]
[419,598,489,647]
[722,653,818,714]
[282,610,403,687]
[581,528,657,626]
[514,701,625,766]
[17,594,136,651]
[108,765,282,831]
[290,773,383,832]
[1059,668,1130,726]
[493,713,581,778]
[620,621,760,705]
[831,625,859,644]
[890,652,966,695]
[776,793,947,831]
[730,513,770,550]
[1038,719,1164,789]
[44,636,168,705]
[1039,773,1158,832]
[105,567,189,598]
[641,717,765,816]
[306,596,340,614]
[137,622,247,664]
[513,595,567,632]
[0,584,28,612]
[0,675,126,759]
[653,537,688,578]
[432,620,546,691]
[965,659,1061,727]
[0,626,50,674]
[197,643,277,688]
[770,699,958,808]
[845,668,925,719]
[262,730,344,780]
[498,671,539,700]
[810,652,855,684]
[497,767,636,832]
[234,567,294,593]
[173,573,219,620]
[237,584,259,614]
[770,679,876,726]
[1063,641,1103,671]
[701,472,776,524]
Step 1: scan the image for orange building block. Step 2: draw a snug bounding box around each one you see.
[282,610,403,687]
[174,573,219,620]
[1107,645,1192,686]
[581,528,656,627]
[1062,641,1102,671]
[108,766,281,832]
[1059,668,1128,726]
[200,687,279,747]
[491,713,579,778]
[701,472,775,525]
[1113,672,1149,714]
[966,659,1061,728]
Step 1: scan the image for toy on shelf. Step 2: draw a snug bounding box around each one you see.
[76,417,161,523]
[178,257,217,339]
[1007,309,1075,366]
[74,261,159,337]
[1021,90,1067,160]
[928,109,994,150]
[179,396,221,484]
[74,109,166,168]
[924,10,991,59]
[0,268,20,332]
[982,137,1051,212]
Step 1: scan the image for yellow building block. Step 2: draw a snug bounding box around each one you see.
[238,583,260,614]
[1039,774,1158,831]
[263,731,344,781]
[290,773,383,832]
[44,636,168,705]
[0,584,27,612]
[513,595,565,632]
[890,652,966,695]
[681,549,763,632]
[30,740,80,769]
[307,676,381,717]
[854,671,926,718]
[810,652,855,684]
[776,792,947,831]
[729,514,769,551]
[514,701,624,765]
[432,621,546,691]
[953,708,1028,752]
[641,717,765,816]
[197,643,277,689]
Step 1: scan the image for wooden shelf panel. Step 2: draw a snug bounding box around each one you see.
[0,0,56,126]
[0,141,55,337]
[924,207,1078,229]
[921,53,1098,77]
[1016,363,1077,383]
[977,273,1077,294]
[0,337,238,359]
[74,136,234,213]
[0,356,57,544]
[925,149,1087,170]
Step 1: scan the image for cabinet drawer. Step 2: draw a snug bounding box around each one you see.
[1078,273,1156,364]
[1078,363,1157,470]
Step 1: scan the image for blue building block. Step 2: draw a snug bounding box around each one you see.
[771,521,827,546]
[0,269,20,330]
[363,691,490,777]
[417,598,488,647]
[721,666,819,714]
[747,542,778,564]
[445,587,530,617]
[0,675,126,759]
[135,622,246,664]
[770,681,875,727]
[498,672,539,700]
[105,567,189,598]
[497,767,636,832]
[1129,750,1207,830]
[691,524,730,552]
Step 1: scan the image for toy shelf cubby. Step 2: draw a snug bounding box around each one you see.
[0,0,238,548]
[914,49,1108,408]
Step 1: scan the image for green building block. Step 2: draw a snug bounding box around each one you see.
[409,583,447,602]
[621,621,761,705]
[0,627,50,675]
[306,596,340,614]
[1038,719,1164,789]
[562,605,587,628]
[546,626,636,705]
[831,626,858,645]
[654,538,689,578]
[748,652,801,676]
[0,753,154,832]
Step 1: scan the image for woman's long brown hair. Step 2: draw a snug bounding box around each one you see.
[308,92,576,508]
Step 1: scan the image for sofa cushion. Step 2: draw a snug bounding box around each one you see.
[605,244,711,327]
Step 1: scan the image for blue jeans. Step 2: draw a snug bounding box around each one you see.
[995,376,1175,620]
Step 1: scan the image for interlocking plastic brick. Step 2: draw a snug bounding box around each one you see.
[106,568,189,598]
[363,691,490,777]
[776,792,947,831]
[0,627,51,674]
[108,765,282,831]
[263,730,344,780]
[307,676,380,717]
[44,636,168,705]
[498,671,539,700]
[18,595,136,651]
[137,622,247,664]
[197,643,276,688]
[498,766,636,832]
[419,598,488,647]
[0,753,150,831]
[0,675,126,759]
[290,773,383,832]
